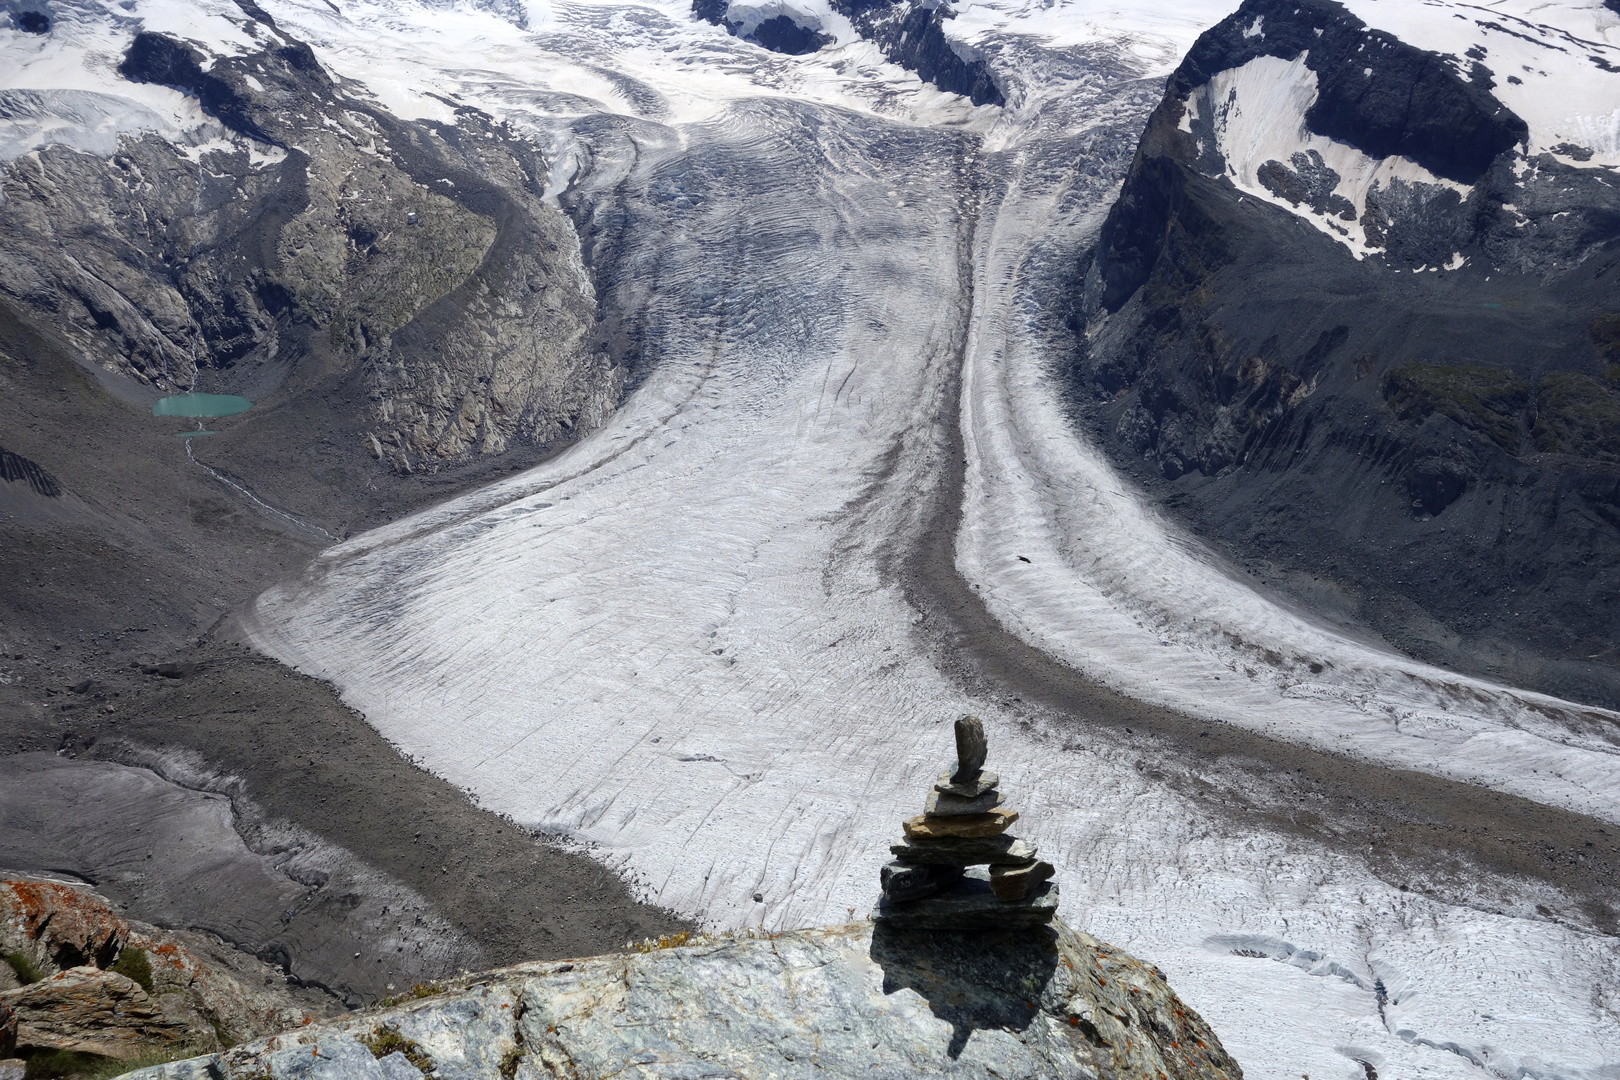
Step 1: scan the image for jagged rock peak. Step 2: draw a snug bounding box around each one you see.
[689,0,1003,105]
[122,921,1242,1080]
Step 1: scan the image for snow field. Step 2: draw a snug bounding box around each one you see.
[1178,54,1472,256]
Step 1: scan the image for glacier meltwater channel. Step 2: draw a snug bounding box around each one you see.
[113,0,1620,1075]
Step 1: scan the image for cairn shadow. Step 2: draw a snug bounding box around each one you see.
[869,922,1061,1058]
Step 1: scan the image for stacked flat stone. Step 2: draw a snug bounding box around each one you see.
[875,715,1057,930]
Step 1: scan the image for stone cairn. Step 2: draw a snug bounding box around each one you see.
[875,714,1057,930]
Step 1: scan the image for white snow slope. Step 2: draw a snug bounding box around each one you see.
[9,0,1620,1076]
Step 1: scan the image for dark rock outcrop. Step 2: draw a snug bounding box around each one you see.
[691,0,1002,104]
[750,14,833,55]
[830,0,1003,105]
[690,0,832,55]
[0,879,326,1065]
[0,447,59,497]
[1070,0,1620,707]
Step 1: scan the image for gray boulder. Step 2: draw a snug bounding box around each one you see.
[122,919,1242,1080]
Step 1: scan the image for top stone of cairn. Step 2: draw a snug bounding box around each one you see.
[935,714,998,797]
[876,714,1056,929]
[952,714,987,782]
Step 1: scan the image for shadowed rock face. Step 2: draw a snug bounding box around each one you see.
[690,2,834,55]
[119,920,1243,1080]
[829,0,1004,106]
[1069,0,1620,708]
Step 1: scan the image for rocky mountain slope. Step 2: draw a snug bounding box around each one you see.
[1071,0,1620,708]
[120,919,1241,1080]
[0,0,689,1022]
[3,0,621,525]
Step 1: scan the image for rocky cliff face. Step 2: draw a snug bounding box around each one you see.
[121,920,1241,1080]
[826,0,1003,105]
[1070,0,1620,707]
[1,2,620,486]
[689,0,1002,105]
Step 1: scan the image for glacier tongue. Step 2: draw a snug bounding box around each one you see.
[105,0,1611,1077]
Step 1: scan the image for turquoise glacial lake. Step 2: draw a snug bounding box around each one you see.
[152,394,253,418]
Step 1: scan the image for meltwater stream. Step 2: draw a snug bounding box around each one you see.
[235,0,1620,1076]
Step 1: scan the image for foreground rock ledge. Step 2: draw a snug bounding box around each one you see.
[129,919,1241,1080]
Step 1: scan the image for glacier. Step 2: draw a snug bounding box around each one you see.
[8,0,1620,1076]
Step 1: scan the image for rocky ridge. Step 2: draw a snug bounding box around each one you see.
[119,919,1241,1080]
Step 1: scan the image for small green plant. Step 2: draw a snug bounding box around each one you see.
[498,1046,524,1080]
[109,948,154,994]
[22,1043,204,1080]
[378,982,444,1008]
[632,931,691,953]
[359,1026,435,1073]
[1589,313,1620,360]
[1530,371,1620,463]
[1381,362,1528,452]
[3,950,42,985]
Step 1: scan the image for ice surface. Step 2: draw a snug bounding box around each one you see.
[957,134,1620,826]
[0,87,220,159]
[0,0,304,160]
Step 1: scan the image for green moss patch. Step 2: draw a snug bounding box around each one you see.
[359,1026,435,1074]
[1381,362,1528,453]
[378,982,445,1008]
[21,1044,203,1080]
[1531,372,1620,463]
[109,947,154,994]
[3,950,42,985]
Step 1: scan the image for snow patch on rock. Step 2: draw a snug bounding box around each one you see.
[1339,0,1620,166]
[1182,53,1471,258]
